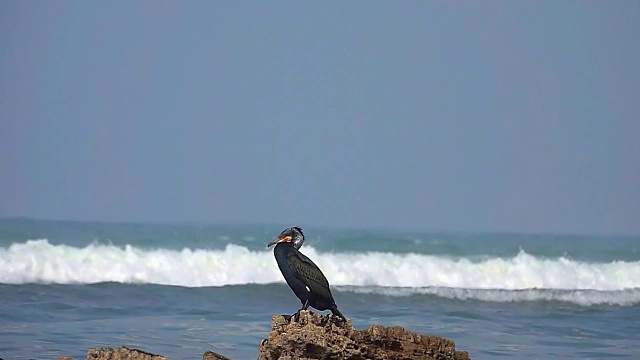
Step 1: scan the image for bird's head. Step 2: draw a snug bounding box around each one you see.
[267,226,305,250]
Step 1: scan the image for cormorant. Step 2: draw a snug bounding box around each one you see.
[267,226,346,320]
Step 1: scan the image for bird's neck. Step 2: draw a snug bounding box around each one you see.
[274,242,295,250]
[274,242,297,255]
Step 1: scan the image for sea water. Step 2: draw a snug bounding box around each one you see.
[1,218,638,359]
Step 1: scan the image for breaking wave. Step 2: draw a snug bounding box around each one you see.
[1,239,638,306]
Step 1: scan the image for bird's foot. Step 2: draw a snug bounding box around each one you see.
[281,312,302,322]
[331,314,347,325]
[282,310,309,323]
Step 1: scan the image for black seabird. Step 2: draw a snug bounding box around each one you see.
[267,226,346,320]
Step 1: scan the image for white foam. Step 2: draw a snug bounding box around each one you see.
[339,286,640,306]
[0,239,281,286]
[1,239,639,302]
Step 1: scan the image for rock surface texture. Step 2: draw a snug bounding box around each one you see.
[258,310,470,360]
[86,346,167,360]
[59,312,470,360]
[59,346,231,360]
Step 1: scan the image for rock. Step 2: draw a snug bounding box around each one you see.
[61,313,469,360]
[203,350,232,360]
[85,346,167,360]
[258,311,470,360]
[78,346,232,360]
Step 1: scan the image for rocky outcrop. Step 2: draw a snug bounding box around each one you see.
[83,346,167,360]
[258,310,470,360]
[59,347,231,360]
[203,350,232,360]
[60,312,470,360]
[58,347,232,360]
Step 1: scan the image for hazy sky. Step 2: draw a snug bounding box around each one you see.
[1,2,638,235]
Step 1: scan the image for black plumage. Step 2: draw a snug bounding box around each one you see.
[267,226,346,320]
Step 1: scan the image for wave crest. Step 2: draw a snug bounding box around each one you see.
[2,239,638,301]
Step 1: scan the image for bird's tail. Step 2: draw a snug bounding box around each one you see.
[330,306,347,320]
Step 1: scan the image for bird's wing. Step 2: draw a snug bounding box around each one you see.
[286,251,334,302]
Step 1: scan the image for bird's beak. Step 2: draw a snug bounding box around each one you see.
[267,235,292,248]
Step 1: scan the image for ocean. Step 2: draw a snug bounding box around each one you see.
[1,218,638,359]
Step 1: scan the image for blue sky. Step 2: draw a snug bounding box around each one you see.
[1,2,638,234]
